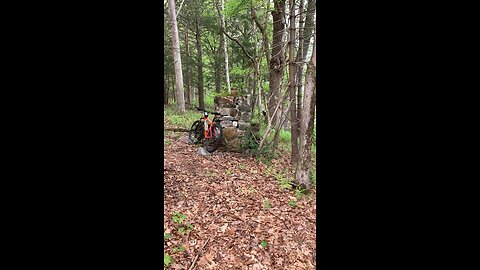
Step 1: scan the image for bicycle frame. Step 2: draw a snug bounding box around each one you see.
[201,112,218,139]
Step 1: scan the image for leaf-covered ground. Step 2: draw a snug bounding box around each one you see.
[164,128,316,269]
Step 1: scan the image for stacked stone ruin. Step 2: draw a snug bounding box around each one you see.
[214,95,259,153]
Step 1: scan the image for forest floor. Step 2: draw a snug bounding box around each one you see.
[164,123,317,270]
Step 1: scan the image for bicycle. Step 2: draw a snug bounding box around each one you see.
[188,107,229,153]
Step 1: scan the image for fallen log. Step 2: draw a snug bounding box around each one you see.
[165,127,189,132]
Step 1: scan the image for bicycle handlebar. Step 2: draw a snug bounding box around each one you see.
[196,107,228,117]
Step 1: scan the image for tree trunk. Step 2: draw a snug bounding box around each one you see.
[288,0,299,161]
[268,0,286,131]
[295,0,316,135]
[250,7,266,118]
[250,15,258,115]
[167,0,185,113]
[170,72,175,103]
[215,0,231,93]
[195,20,205,110]
[251,4,271,66]
[164,75,168,104]
[292,0,305,159]
[215,43,222,93]
[295,30,316,190]
[184,29,191,106]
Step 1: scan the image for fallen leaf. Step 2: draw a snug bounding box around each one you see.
[204,252,214,262]
[219,223,228,233]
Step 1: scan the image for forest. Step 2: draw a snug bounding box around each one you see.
[164,0,316,268]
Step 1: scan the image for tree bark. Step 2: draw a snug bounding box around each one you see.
[195,20,205,110]
[258,88,286,152]
[295,0,316,133]
[251,4,270,66]
[292,0,305,159]
[215,0,231,93]
[164,75,168,104]
[251,6,268,117]
[185,29,191,106]
[215,43,222,93]
[295,30,316,190]
[288,0,299,161]
[170,72,175,103]
[167,0,185,112]
[268,0,286,130]
[251,15,258,115]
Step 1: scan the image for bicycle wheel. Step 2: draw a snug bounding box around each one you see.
[205,123,222,153]
[188,120,204,145]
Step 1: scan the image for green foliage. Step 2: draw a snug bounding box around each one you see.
[263,167,272,176]
[312,122,317,146]
[295,187,307,198]
[241,132,259,150]
[309,168,316,186]
[262,200,272,209]
[274,171,292,190]
[230,65,249,77]
[164,233,172,239]
[289,199,297,208]
[164,107,199,129]
[256,149,276,165]
[279,129,291,144]
[203,91,219,108]
[164,253,174,267]
[178,223,194,235]
[165,139,171,145]
[172,211,187,224]
[172,246,186,253]
[260,240,268,248]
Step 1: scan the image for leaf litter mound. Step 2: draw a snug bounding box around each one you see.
[164,130,316,269]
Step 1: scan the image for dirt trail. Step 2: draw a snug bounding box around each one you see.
[164,131,316,270]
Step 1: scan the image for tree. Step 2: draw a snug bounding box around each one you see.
[164,76,168,104]
[215,0,231,93]
[250,0,270,117]
[267,0,286,131]
[295,29,316,189]
[195,18,205,110]
[294,0,316,140]
[288,0,298,161]
[184,29,192,106]
[167,0,186,112]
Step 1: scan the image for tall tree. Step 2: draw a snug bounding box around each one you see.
[251,2,270,69]
[195,19,205,110]
[267,0,286,129]
[184,29,191,106]
[250,2,269,117]
[167,0,186,112]
[294,0,316,139]
[295,29,316,189]
[215,43,222,93]
[288,0,298,160]
[215,0,231,93]
[164,76,168,104]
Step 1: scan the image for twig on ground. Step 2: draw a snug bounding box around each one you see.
[188,237,211,270]
[165,128,190,132]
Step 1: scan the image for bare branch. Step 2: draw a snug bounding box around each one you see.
[175,0,186,18]
[221,29,255,64]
